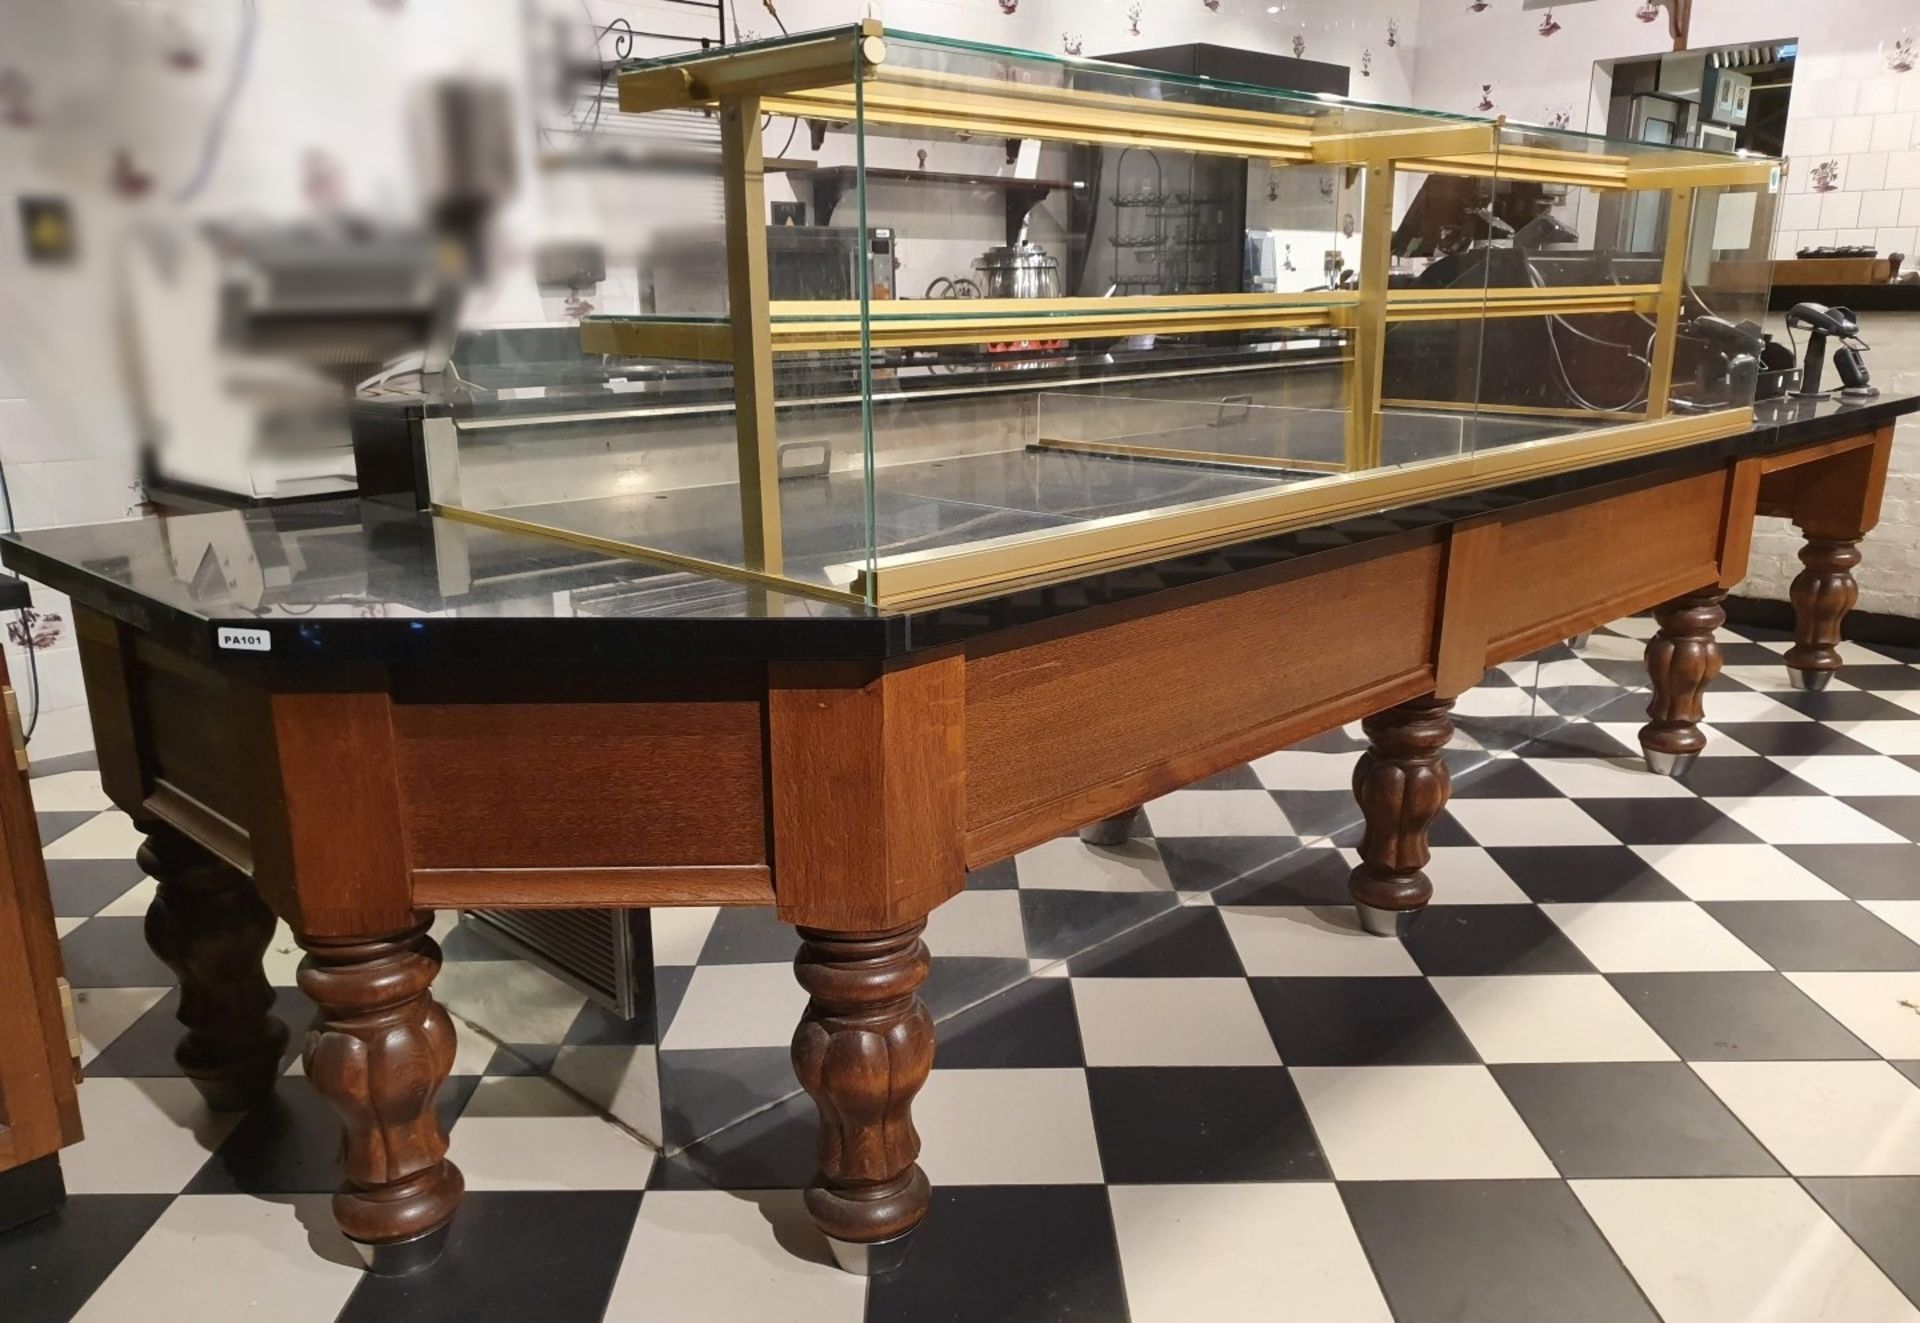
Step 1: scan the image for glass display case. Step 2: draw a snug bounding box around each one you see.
[409,23,1781,607]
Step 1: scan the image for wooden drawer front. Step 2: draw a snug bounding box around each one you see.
[132,641,260,837]
[1481,468,1729,659]
[393,700,768,870]
[964,538,1444,856]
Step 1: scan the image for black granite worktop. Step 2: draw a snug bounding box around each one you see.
[5,392,1913,668]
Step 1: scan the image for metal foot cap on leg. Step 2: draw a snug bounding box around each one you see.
[1077,809,1139,848]
[1787,668,1834,692]
[1356,902,1419,938]
[1642,748,1698,778]
[352,1223,451,1277]
[825,1231,915,1277]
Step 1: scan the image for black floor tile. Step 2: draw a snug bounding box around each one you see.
[58,916,177,988]
[934,978,1084,1069]
[696,907,802,965]
[656,1046,801,1153]
[964,858,1018,890]
[44,858,148,918]
[1895,1061,1920,1089]
[1699,900,1920,971]
[654,965,694,1041]
[1832,664,1920,691]
[1017,889,1177,963]
[1777,843,1920,899]
[1401,905,1596,976]
[1342,1180,1658,1323]
[1709,722,1879,757]
[1802,1178,1920,1308]
[564,998,659,1049]
[1452,759,1564,799]
[1086,1066,1328,1183]
[26,749,100,777]
[1717,641,1792,666]
[1769,689,1920,722]
[1516,723,1638,760]
[1843,795,1920,843]
[87,985,313,1080]
[1329,807,1474,850]
[650,1092,816,1190]
[485,1044,559,1076]
[1268,788,1360,837]
[1208,843,1352,907]
[1571,797,1759,846]
[0,1192,173,1323]
[1608,971,1875,1060]
[923,957,1032,1022]
[1669,755,1827,797]
[335,1191,642,1323]
[1493,1062,1781,1178]
[1540,685,1636,723]
[1250,976,1478,1066]
[36,811,95,846]
[865,1186,1129,1323]
[1067,906,1245,978]
[1486,846,1686,904]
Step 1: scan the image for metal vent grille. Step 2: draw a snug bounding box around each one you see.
[463,907,648,1019]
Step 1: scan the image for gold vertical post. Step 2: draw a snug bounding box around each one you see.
[720,95,784,573]
[1642,186,1694,421]
[1344,161,1395,471]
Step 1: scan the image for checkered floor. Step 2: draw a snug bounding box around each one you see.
[9,617,1920,1323]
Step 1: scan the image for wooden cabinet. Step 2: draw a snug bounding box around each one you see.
[0,648,83,1230]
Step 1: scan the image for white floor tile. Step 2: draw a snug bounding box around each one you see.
[1630,843,1846,901]
[1294,1064,1554,1180]
[1887,691,1920,717]
[660,963,806,1050]
[649,906,721,966]
[1110,1183,1394,1323]
[1706,796,1908,845]
[1218,905,1423,977]
[1573,1178,1919,1323]
[1771,754,1920,796]
[1606,616,1658,640]
[451,1079,654,1189]
[915,1067,1104,1185]
[437,955,590,1045]
[1431,974,1676,1063]
[54,915,85,937]
[27,768,112,811]
[1786,971,1920,1059]
[1543,902,1769,972]
[42,809,147,860]
[1452,685,1541,719]
[61,1077,244,1193]
[1862,901,1920,946]
[1828,721,1920,755]
[94,874,156,918]
[1250,749,1360,792]
[924,888,1029,959]
[603,1189,866,1323]
[1535,657,1621,689]
[549,1044,665,1148]
[1702,690,1813,723]
[1014,836,1175,893]
[263,919,303,987]
[1523,756,1698,798]
[1330,847,1530,905]
[1693,1060,1920,1175]
[1446,798,1620,847]
[73,1195,363,1323]
[70,986,168,1065]
[1072,978,1282,1067]
[1145,788,1293,838]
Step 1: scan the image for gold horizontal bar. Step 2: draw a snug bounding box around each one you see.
[435,504,867,607]
[580,318,732,358]
[1382,396,1647,423]
[1311,120,1499,165]
[1384,283,1661,323]
[1401,143,1778,191]
[617,21,884,112]
[853,407,1754,605]
[1034,436,1348,473]
[1629,158,1778,189]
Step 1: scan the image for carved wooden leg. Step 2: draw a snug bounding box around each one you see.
[1349,696,1454,937]
[792,921,935,1276]
[139,825,288,1111]
[1784,537,1861,692]
[298,918,464,1275]
[1078,807,1141,847]
[1639,588,1727,777]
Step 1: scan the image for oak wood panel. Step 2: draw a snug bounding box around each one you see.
[132,640,257,835]
[1757,424,1894,540]
[1718,458,1763,589]
[412,865,774,909]
[0,656,82,1170]
[1434,516,1503,700]
[391,699,768,872]
[73,609,145,815]
[964,537,1444,858]
[769,658,967,932]
[1478,468,1729,661]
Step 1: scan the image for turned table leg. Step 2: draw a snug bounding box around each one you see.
[139,824,288,1111]
[1078,807,1141,847]
[1784,537,1861,692]
[1349,696,1454,937]
[298,918,464,1276]
[1639,588,1726,777]
[792,921,935,1276]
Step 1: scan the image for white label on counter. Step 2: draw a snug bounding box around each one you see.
[217,627,271,653]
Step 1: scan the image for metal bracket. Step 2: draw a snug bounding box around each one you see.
[57,976,81,1063]
[4,685,27,773]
